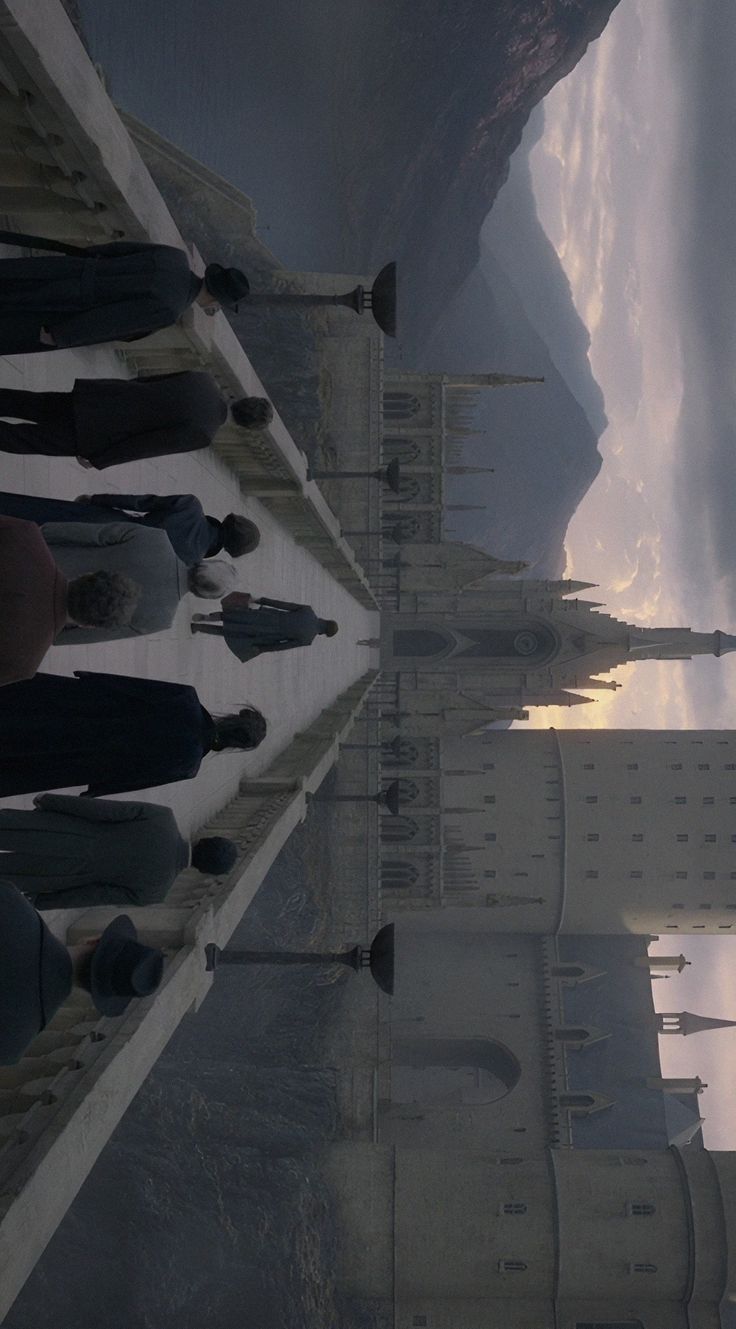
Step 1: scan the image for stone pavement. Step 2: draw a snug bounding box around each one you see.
[0,334,378,933]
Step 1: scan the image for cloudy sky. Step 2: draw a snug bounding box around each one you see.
[528,0,736,1147]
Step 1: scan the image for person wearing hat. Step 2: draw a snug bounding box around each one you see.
[191,590,339,663]
[0,795,239,909]
[0,236,250,355]
[0,488,261,569]
[0,878,164,1065]
[0,370,272,469]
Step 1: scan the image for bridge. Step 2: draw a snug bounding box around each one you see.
[0,0,380,1313]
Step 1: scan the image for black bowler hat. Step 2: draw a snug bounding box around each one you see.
[90,915,164,1018]
[203,263,250,311]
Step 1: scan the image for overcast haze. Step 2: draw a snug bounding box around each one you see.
[529,0,736,1146]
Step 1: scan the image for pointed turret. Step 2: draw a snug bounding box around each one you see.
[636,954,691,973]
[658,1011,736,1037]
[627,626,736,661]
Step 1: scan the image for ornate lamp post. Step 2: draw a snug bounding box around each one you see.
[309,458,401,494]
[205,923,395,994]
[245,262,397,337]
[341,522,408,544]
[341,735,404,758]
[308,778,402,816]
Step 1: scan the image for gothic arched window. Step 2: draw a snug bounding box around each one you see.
[391,1036,521,1107]
[382,739,419,767]
[381,860,419,888]
[383,392,422,421]
[381,816,419,844]
[384,515,419,542]
[396,477,421,503]
[385,438,421,463]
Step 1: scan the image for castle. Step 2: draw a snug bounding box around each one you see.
[121,121,736,1329]
[322,379,736,1329]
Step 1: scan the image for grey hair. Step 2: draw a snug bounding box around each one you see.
[187,559,238,599]
[67,571,141,628]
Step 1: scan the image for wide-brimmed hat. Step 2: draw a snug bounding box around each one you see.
[90,915,164,1018]
[203,263,250,311]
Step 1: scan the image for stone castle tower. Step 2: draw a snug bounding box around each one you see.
[326,1138,735,1329]
[380,728,736,932]
[329,724,736,1329]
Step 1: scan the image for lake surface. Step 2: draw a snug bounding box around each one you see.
[76,0,358,268]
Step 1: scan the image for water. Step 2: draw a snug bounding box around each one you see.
[75,0,360,269]
[6,792,361,1329]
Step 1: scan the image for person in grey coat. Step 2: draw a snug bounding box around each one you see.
[0,794,238,910]
[191,591,339,663]
[0,239,249,354]
[43,521,237,643]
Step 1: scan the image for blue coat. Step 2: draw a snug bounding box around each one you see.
[0,491,222,566]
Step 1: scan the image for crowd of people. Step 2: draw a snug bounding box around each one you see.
[0,236,341,1063]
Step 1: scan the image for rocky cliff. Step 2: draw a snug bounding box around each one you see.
[335,0,621,352]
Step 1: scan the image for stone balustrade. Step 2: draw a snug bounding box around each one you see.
[0,667,377,1318]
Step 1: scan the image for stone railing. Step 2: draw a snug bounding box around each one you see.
[0,0,377,609]
[0,667,377,1319]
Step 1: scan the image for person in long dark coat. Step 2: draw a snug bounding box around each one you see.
[0,671,267,797]
[0,369,272,468]
[0,240,249,354]
[0,794,237,910]
[191,591,339,663]
[0,489,261,566]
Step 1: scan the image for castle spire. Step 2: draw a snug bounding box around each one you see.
[627,627,736,661]
[658,1011,736,1037]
